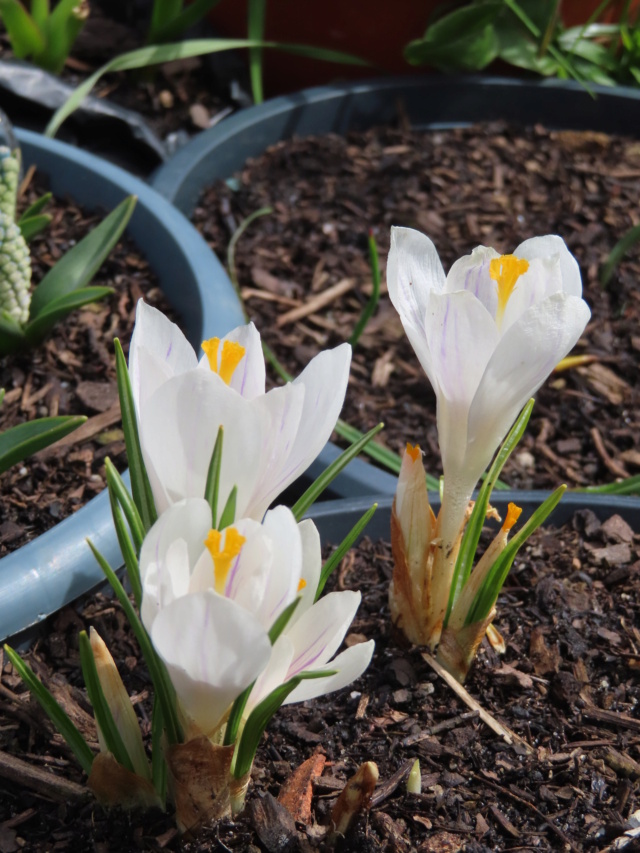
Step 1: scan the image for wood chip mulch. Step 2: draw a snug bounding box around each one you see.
[192,121,640,491]
[1,508,639,851]
[0,177,174,557]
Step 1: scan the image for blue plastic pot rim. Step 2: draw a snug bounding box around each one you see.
[1,130,245,644]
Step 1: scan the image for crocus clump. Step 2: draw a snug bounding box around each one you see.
[387,227,590,677]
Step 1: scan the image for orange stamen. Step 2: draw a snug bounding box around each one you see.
[297,578,307,592]
[489,254,529,327]
[204,527,246,594]
[502,502,522,533]
[201,338,246,384]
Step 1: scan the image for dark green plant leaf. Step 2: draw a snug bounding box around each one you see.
[316,504,377,601]
[291,423,384,520]
[404,4,502,69]
[114,338,157,532]
[446,399,535,623]
[151,695,167,804]
[86,539,182,745]
[18,192,52,221]
[18,213,52,242]
[248,0,266,104]
[0,0,45,58]
[149,0,223,43]
[3,644,94,776]
[204,426,224,528]
[29,196,136,319]
[0,312,27,355]
[104,457,146,552]
[349,231,381,348]
[0,414,86,474]
[24,286,113,345]
[233,669,336,779]
[575,475,640,496]
[218,485,237,529]
[107,472,143,609]
[601,222,640,286]
[465,485,566,626]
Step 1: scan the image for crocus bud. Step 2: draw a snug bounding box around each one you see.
[389,443,437,645]
[89,627,150,782]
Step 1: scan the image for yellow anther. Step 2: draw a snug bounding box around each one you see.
[502,502,522,533]
[297,578,307,593]
[405,443,422,463]
[201,337,246,384]
[204,527,246,594]
[489,254,529,327]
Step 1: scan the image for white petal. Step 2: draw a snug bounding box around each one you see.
[466,293,591,476]
[139,370,266,516]
[446,246,499,314]
[515,235,583,297]
[424,290,498,476]
[283,640,374,704]
[129,300,198,413]
[295,519,322,619]
[151,592,271,736]
[500,256,564,334]
[257,507,303,626]
[425,290,497,406]
[242,382,306,519]
[284,590,362,678]
[266,343,352,500]
[387,227,446,381]
[140,498,212,632]
[243,635,295,717]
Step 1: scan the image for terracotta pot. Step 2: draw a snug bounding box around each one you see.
[209,0,441,94]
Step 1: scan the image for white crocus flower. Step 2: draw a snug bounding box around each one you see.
[128,300,351,520]
[139,499,371,739]
[387,227,591,640]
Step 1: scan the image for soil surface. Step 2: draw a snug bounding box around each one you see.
[0,177,173,556]
[1,508,639,851]
[192,122,640,492]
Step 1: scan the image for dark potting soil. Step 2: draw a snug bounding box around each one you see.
[192,122,640,492]
[0,177,174,557]
[1,508,639,851]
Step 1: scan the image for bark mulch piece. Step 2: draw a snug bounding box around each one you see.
[192,122,640,491]
[0,177,175,557]
[1,508,639,851]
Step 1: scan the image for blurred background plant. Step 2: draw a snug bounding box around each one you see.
[0,145,136,355]
[0,0,89,74]
[405,0,640,87]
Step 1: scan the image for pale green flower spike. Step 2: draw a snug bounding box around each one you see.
[0,147,20,222]
[0,212,31,325]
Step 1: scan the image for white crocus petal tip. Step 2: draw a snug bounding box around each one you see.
[283,639,375,705]
[151,592,271,736]
[514,235,583,298]
[129,299,199,416]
